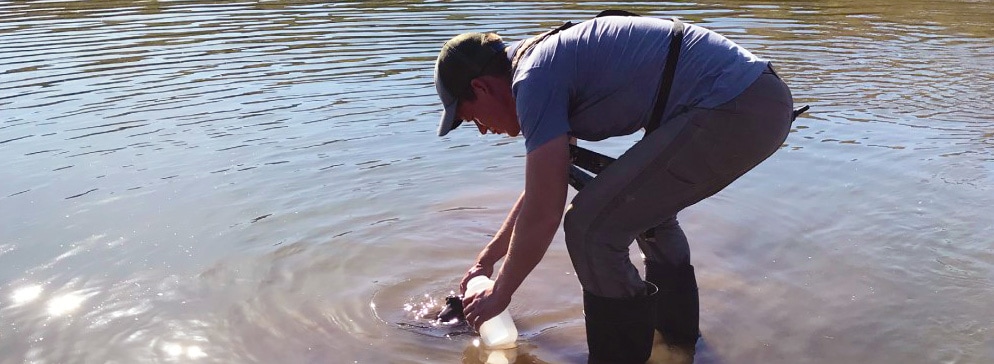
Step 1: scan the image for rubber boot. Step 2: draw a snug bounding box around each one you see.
[645,260,700,351]
[583,282,658,364]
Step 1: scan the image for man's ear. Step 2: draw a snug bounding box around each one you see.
[470,77,491,96]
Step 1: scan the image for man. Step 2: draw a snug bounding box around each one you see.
[433,13,794,363]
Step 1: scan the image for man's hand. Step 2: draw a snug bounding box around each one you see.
[459,263,494,294]
[462,284,511,330]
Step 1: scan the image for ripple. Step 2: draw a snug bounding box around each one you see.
[2,1,994,363]
[370,276,475,339]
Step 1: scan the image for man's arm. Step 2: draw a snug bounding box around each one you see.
[460,191,525,293]
[492,133,570,297]
[476,191,524,266]
[462,134,570,328]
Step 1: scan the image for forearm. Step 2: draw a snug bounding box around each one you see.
[475,191,525,266]
[492,195,563,297]
[491,134,570,297]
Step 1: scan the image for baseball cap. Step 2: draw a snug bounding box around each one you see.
[433,32,504,137]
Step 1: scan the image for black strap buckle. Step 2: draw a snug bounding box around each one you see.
[792,105,810,121]
[568,144,616,190]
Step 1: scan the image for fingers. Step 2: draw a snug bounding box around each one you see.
[466,311,485,330]
[459,274,474,294]
[464,308,476,329]
[462,293,476,314]
[460,264,486,293]
[468,314,483,330]
[462,294,483,330]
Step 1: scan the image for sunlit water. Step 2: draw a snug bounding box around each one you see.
[2,1,993,363]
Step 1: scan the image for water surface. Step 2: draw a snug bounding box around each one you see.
[2,1,993,363]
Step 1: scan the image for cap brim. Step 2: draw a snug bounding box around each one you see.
[435,57,461,137]
[437,98,460,137]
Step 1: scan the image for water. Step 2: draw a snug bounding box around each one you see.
[1,1,992,363]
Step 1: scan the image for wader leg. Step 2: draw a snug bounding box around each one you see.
[636,218,700,351]
[584,282,658,364]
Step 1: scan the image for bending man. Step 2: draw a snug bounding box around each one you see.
[433,13,794,363]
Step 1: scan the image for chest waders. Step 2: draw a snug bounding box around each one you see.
[514,11,809,360]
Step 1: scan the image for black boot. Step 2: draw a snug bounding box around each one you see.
[583,282,658,364]
[645,260,700,351]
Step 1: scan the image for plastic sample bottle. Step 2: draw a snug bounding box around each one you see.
[464,275,518,349]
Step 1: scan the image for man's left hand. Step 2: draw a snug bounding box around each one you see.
[462,285,511,330]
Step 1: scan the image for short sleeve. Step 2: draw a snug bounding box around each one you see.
[513,69,571,153]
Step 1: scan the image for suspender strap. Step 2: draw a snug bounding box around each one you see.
[594,9,641,17]
[510,13,688,190]
[563,15,685,190]
[514,15,684,136]
[511,21,574,72]
[646,18,685,134]
[512,10,637,74]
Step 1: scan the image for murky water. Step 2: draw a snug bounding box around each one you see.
[2,1,993,363]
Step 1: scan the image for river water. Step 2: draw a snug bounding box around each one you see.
[1,1,992,363]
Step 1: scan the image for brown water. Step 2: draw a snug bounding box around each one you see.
[2,1,993,363]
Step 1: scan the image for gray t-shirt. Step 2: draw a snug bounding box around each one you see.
[508,16,769,152]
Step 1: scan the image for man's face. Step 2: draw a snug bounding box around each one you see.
[455,76,520,136]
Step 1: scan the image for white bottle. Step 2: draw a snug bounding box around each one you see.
[465,275,518,349]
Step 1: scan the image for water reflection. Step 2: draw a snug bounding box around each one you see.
[162,342,208,360]
[9,284,91,317]
[2,0,994,363]
[470,342,522,364]
[11,284,43,306]
[46,292,86,316]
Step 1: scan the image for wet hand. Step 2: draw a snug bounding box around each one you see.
[462,285,510,331]
[459,263,493,294]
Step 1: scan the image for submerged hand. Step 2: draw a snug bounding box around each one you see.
[462,285,511,331]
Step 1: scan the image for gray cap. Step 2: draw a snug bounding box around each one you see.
[433,32,503,136]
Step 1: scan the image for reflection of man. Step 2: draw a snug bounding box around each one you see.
[434,14,794,363]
